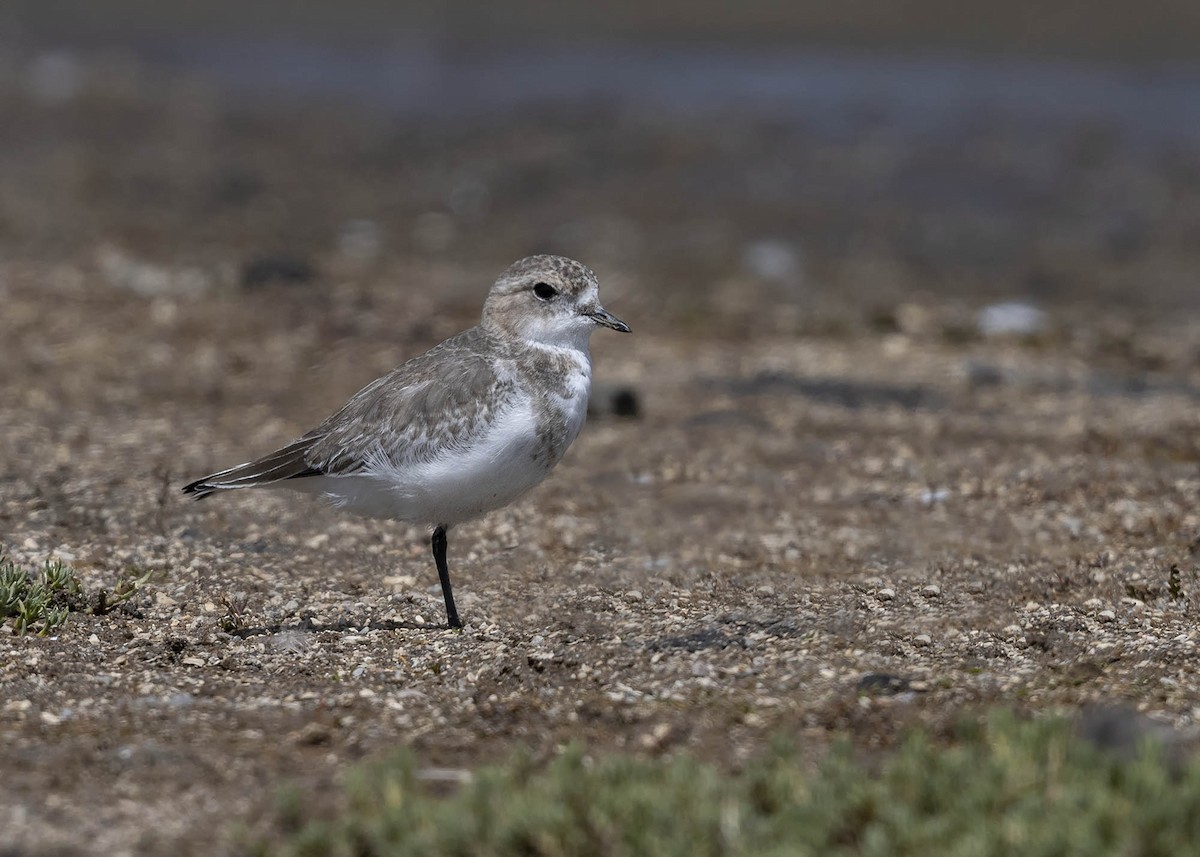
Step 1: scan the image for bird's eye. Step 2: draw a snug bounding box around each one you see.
[532,282,558,301]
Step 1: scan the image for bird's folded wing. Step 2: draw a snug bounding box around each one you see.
[303,331,516,476]
[183,327,517,496]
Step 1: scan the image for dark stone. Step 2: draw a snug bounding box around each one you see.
[648,628,741,652]
[588,383,641,419]
[856,673,912,696]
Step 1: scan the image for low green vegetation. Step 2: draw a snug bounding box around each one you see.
[251,711,1200,857]
[0,551,150,636]
[0,555,81,635]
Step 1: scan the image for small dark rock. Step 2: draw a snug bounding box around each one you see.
[648,628,741,653]
[857,673,912,696]
[238,539,272,554]
[588,383,641,419]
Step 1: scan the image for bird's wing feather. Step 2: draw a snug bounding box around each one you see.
[304,328,516,475]
[183,327,517,498]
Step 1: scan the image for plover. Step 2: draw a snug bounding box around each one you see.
[183,255,629,629]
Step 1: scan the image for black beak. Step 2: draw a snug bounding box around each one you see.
[587,306,631,333]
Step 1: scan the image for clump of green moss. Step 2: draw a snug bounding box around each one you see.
[250,711,1200,857]
[0,550,151,636]
[0,554,83,636]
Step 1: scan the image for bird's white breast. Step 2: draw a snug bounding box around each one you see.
[301,347,592,526]
[545,347,592,452]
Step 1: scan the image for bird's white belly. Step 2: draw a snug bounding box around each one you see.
[298,390,586,526]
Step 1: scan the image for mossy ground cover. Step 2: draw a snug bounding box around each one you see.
[254,713,1200,857]
[0,551,151,636]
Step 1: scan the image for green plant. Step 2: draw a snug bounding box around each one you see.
[218,592,250,633]
[0,555,83,636]
[93,568,154,615]
[249,711,1200,857]
[0,550,153,636]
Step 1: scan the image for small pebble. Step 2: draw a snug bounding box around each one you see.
[742,238,803,283]
[919,489,950,507]
[914,634,932,646]
[922,584,941,598]
[877,588,896,601]
[977,301,1045,337]
[588,383,641,419]
[857,673,912,696]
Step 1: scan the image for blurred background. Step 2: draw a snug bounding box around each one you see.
[3,0,1200,336]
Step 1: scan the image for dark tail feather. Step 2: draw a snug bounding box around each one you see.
[182,438,323,499]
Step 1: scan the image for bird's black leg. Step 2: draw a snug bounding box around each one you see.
[431,525,462,629]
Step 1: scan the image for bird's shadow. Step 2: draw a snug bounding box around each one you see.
[705,371,944,411]
[229,617,439,638]
[645,614,806,653]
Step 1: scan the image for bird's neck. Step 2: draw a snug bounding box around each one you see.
[513,335,592,371]
[482,317,595,356]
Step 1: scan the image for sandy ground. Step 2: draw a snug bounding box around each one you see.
[1,45,1200,856]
